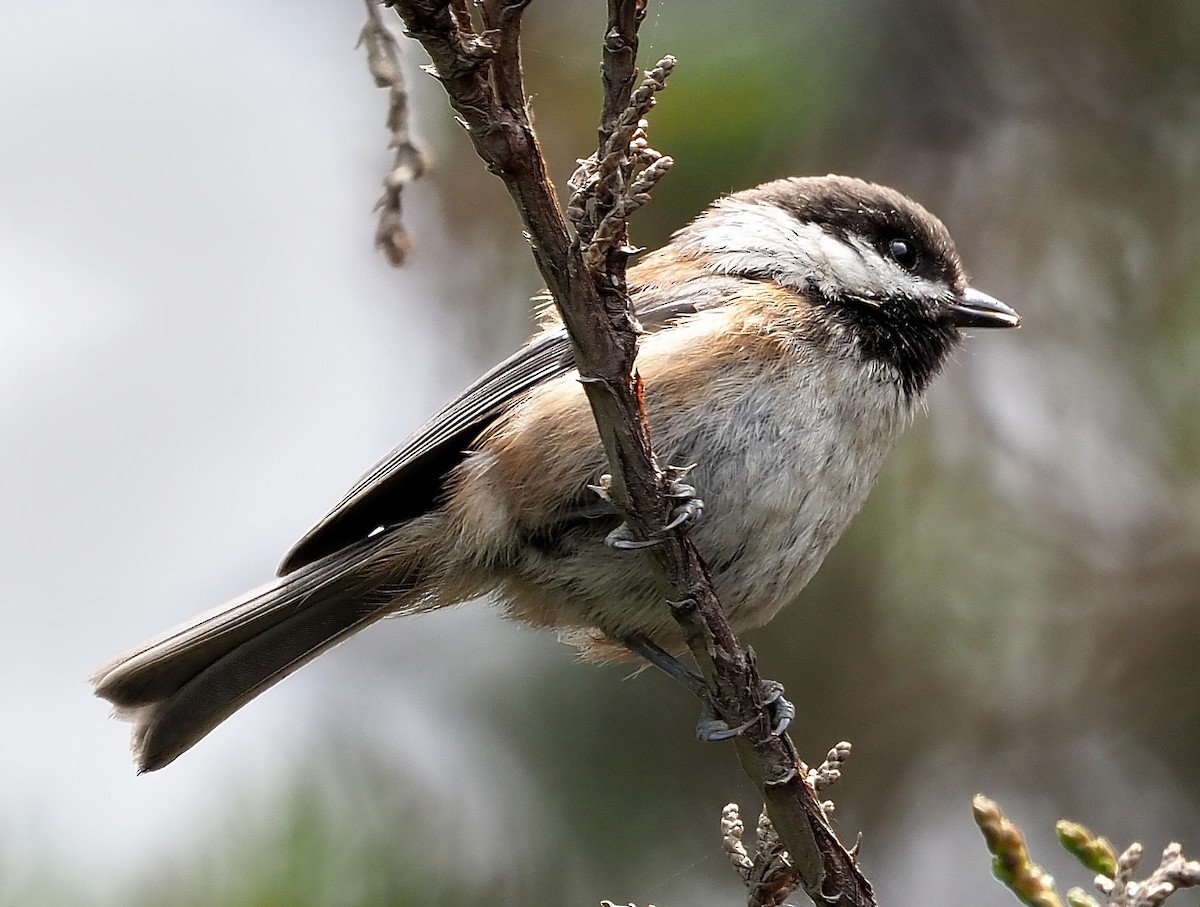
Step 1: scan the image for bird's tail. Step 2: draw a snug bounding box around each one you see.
[92,520,453,772]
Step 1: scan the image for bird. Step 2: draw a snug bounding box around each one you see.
[93,174,1021,772]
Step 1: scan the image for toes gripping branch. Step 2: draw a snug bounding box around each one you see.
[593,464,705,550]
[696,677,795,742]
[621,634,795,742]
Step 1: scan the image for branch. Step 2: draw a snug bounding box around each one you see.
[384,3,873,904]
[974,796,1200,907]
[361,0,427,265]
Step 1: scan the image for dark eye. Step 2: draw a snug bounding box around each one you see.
[887,238,919,271]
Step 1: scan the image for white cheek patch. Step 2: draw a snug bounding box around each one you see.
[805,225,879,296]
[842,235,948,301]
[676,197,947,303]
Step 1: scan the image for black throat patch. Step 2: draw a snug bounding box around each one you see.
[827,294,961,398]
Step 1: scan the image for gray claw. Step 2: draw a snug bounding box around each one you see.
[601,465,705,551]
[761,680,794,736]
[695,679,795,741]
[605,523,661,550]
[663,465,704,531]
[696,697,757,742]
[697,714,757,742]
[662,497,704,532]
[665,482,697,499]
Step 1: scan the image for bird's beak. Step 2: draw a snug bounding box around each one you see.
[948,287,1021,329]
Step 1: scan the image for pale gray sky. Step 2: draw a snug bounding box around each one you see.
[0,0,546,889]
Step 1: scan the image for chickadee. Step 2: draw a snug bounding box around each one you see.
[93,175,1020,772]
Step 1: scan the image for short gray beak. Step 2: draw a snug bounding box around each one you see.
[948,287,1021,329]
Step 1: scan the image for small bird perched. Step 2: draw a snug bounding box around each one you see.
[94,175,1020,772]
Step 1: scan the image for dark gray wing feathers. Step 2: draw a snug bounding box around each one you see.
[279,297,702,574]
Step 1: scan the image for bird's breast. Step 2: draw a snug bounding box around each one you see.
[648,329,914,631]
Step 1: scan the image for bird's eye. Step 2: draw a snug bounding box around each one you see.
[887,238,919,271]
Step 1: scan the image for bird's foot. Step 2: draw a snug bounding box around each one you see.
[601,465,705,551]
[695,679,794,741]
[621,634,794,741]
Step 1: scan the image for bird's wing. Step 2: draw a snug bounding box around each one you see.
[278,297,700,574]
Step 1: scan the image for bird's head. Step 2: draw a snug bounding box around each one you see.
[668,174,1020,396]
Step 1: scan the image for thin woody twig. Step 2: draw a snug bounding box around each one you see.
[389,0,662,563]
[361,0,427,265]
[386,3,874,904]
[723,802,802,907]
[598,0,645,151]
[568,57,676,277]
[975,798,1200,907]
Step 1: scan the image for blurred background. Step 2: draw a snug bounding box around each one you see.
[2,1,1199,904]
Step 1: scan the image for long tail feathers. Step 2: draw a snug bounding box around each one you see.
[93,530,431,772]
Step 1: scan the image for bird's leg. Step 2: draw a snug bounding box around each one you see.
[621,632,705,694]
[621,634,794,741]
[597,464,705,550]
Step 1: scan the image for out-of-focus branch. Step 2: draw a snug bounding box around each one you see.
[973,795,1200,907]
[382,3,873,904]
[361,0,427,265]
